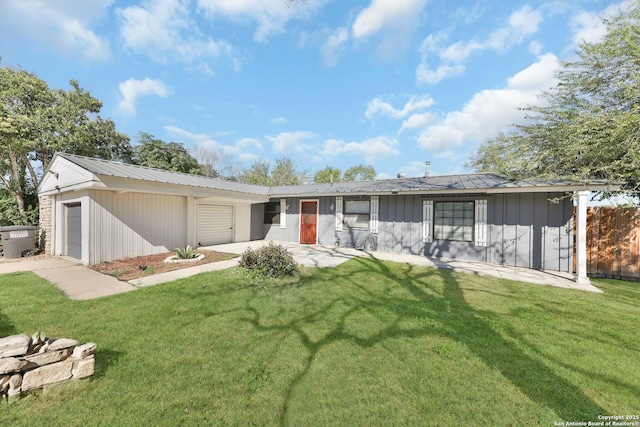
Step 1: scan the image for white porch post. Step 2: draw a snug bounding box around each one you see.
[575,190,590,285]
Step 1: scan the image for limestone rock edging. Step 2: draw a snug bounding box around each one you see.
[0,332,96,401]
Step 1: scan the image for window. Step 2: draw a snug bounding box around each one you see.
[344,199,370,229]
[264,202,280,224]
[433,201,474,241]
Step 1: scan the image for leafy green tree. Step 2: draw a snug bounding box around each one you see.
[314,166,342,183]
[0,65,131,224]
[238,157,308,186]
[343,164,376,181]
[468,2,640,195]
[238,160,271,185]
[271,157,309,186]
[133,133,201,174]
[314,164,376,183]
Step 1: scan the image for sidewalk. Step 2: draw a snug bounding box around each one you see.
[0,256,136,300]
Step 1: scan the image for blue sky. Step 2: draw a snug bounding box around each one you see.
[0,0,629,180]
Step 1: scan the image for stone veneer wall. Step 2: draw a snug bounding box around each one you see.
[0,332,95,401]
[38,194,52,255]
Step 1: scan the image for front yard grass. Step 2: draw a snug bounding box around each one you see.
[1,258,638,426]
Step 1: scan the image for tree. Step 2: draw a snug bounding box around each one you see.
[314,166,342,183]
[133,132,201,174]
[314,164,376,183]
[238,157,309,186]
[343,164,376,181]
[0,65,132,224]
[194,145,239,179]
[468,2,640,195]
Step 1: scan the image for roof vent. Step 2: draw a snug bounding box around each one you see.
[397,172,406,179]
[425,161,431,178]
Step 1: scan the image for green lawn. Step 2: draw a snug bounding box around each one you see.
[1,258,638,426]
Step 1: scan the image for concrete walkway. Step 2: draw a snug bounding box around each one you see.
[206,241,603,293]
[0,241,602,300]
[0,256,136,300]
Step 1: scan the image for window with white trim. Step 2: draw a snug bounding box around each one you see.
[433,201,474,242]
[264,202,280,225]
[343,199,370,229]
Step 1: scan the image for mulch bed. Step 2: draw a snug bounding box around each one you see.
[90,250,237,281]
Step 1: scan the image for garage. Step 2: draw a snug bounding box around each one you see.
[197,203,234,246]
[66,203,82,259]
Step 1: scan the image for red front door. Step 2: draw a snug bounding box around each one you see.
[300,201,317,244]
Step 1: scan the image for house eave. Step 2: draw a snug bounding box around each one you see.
[268,184,619,198]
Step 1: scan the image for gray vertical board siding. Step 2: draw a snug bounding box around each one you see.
[515,193,534,268]
[410,195,423,254]
[317,196,336,246]
[264,198,301,243]
[544,193,573,272]
[489,194,505,265]
[398,195,414,254]
[532,193,546,270]
[264,192,574,273]
[502,193,519,266]
[393,196,405,253]
[250,204,265,240]
[378,196,394,252]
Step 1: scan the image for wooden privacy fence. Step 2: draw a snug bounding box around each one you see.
[583,207,640,281]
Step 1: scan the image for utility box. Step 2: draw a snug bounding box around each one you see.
[0,226,38,259]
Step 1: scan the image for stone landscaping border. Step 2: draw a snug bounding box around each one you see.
[0,332,95,402]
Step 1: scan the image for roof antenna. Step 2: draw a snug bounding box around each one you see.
[425,161,431,178]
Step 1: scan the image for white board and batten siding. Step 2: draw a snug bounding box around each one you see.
[197,203,234,246]
[88,191,188,264]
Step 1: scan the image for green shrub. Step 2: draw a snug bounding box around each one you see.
[239,242,298,279]
[174,245,199,259]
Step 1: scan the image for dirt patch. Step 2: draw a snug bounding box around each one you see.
[90,250,237,281]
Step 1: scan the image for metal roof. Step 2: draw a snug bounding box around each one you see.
[52,153,617,198]
[269,174,616,196]
[57,153,269,196]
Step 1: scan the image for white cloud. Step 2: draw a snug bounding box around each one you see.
[165,126,265,159]
[266,131,318,153]
[441,5,542,63]
[0,0,111,61]
[528,40,543,55]
[321,27,349,67]
[416,64,465,85]
[351,0,429,39]
[400,112,436,133]
[118,0,234,69]
[417,5,543,85]
[366,95,435,120]
[322,136,400,163]
[196,0,329,42]
[237,137,264,151]
[271,117,288,124]
[350,0,429,60]
[118,78,172,116]
[570,1,631,46]
[416,53,560,157]
[164,125,218,147]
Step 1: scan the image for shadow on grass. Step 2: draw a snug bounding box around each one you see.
[93,349,125,380]
[241,256,607,426]
[0,306,17,337]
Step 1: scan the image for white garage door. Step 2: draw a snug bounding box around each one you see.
[197,204,234,246]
